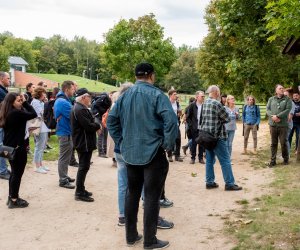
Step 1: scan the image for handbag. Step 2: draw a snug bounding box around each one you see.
[0,145,18,161]
[195,130,218,150]
[195,105,218,150]
[27,117,42,136]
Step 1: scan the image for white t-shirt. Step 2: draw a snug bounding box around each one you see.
[196,103,202,129]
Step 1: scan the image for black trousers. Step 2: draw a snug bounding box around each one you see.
[76,151,93,194]
[9,146,27,199]
[191,130,204,161]
[167,127,181,157]
[125,147,169,246]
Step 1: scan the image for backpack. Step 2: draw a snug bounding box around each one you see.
[91,93,112,118]
[44,99,56,129]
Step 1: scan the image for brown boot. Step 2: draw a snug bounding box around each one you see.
[242,148,248,155]
[252,148,257,155]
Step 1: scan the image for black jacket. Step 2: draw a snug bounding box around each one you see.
[71,102,101,152]
[91,93,112,119]
[186,102,200,138]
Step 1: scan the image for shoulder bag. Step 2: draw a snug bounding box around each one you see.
[0,145,18,161]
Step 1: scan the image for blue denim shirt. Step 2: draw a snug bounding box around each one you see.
[242,105,261,125]
[107,80,178,165]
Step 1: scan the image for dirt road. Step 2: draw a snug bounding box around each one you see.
[0,122,272,250]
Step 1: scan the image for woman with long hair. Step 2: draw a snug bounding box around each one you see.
[31,86,50,174]
[225,95,240,157]
[0,92,37,208]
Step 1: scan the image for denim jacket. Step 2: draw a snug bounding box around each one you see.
[107,80,178,165]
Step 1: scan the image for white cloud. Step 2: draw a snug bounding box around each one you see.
[0,0,210,47]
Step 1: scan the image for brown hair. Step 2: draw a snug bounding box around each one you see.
[61,80,74,92]
[246,95,256,105]
[0,93,19,127]
[32,86,46,99]
[168,89,177,97]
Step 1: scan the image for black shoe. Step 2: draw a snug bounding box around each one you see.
[283,160,289,165]
[46,144,53,150]
[59,182,75,189]
[144,238,170,249]
[266,161,276,168]
[0,172,10,180]
[190,159,195,164]
[160,198,173,208]
[225,184,243,191]
[175,156,183,162]
[118,217,125,226]
[206,182,219,189]
[157,217,174,229]
[69,162,79,168]
[199,159,205,164]
[8,197,29,209]
[98,154,108,158]
[75,193,94,202]
[127,234,143,246]
[168,156,173,162]
[67,177,75,183]
[84,190,93,196]
[182,145,188,155]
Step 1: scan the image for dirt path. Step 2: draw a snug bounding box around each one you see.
[0,122,273,250]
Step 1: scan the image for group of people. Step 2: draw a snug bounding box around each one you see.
[0,64,299,249]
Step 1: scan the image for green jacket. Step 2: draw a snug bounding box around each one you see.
[266,95,292,127]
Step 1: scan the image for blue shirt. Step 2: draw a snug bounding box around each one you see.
[107,80,178,165]
[54,91,72,136]
[242,105,260,125]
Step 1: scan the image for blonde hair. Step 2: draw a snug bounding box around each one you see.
[226,95,235,107]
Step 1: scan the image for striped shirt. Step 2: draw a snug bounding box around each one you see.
[200,97,230,139]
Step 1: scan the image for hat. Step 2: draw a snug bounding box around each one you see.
[75,88,92,97]
[135,62,154,76]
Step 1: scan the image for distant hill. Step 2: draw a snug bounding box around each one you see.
[32,73,118,92]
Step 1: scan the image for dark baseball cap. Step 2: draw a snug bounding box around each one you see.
[135,62,154,77]
[75,88,92,97]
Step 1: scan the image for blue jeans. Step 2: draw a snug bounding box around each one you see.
[226,130,235,157]
[0,128,8,174]
[288,124,300,151]
[205,139,235,186]
[33,132,48,164]
[115,152,128,217]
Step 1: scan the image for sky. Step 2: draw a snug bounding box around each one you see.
[0,0,210,48]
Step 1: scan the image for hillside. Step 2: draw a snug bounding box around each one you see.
[32,73,118,92]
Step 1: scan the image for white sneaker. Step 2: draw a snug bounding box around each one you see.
[35,167,47,174]
[41,166,50,171]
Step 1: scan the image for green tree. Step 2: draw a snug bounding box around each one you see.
[103,13,176,85]
[0,46,9,71]
[165,49,202,93]
[265,0,300,41]
[4,37,36,72]
[197,0,295,101]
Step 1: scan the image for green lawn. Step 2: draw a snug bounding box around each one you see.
[31,73,118,93]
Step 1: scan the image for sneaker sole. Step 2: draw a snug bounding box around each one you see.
[144,242,170,249]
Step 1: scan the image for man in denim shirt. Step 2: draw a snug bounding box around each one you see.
[107,63,178,249]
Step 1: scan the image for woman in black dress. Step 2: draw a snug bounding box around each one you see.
[0,93,37,208]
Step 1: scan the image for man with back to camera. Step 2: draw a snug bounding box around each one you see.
[0,72,10,180]
[107,62,178,249]
[200,85,242,191]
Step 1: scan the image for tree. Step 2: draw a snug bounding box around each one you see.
[265,0,300,41]
[4,37,36,72]
[165,49,202,93]
[103,13,176,85]
[196,0,296,101]
[0,46,9,71]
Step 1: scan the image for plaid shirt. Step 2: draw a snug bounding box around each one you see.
[200,97,230,139]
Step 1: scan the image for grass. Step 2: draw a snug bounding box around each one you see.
[28,134,59,163]
[225,147,300,249]
[31,73,118,93]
